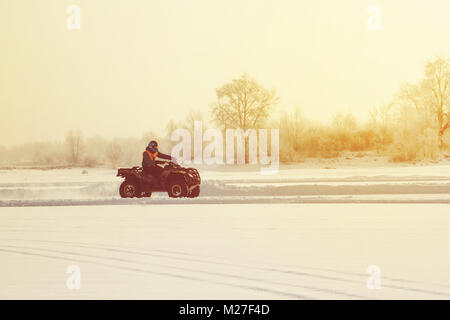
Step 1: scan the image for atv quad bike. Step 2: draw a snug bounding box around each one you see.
[117,161,201,198]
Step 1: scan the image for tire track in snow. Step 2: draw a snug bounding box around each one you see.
[0,246,311,299]
[1,239,449,298]
[2,238,448,290]
[0,244,365,299]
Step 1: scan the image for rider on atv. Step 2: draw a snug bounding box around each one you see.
[117,140,200,198]
[142,140,176,183]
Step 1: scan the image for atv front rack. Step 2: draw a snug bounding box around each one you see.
[185,168,201,186]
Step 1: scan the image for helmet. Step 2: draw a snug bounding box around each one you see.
[148,140,158,149]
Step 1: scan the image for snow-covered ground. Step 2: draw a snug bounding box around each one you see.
[0,204,449,299]
[0,164,449,205]
[0,165,449,299]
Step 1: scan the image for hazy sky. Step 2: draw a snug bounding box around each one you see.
[1,0,450,146]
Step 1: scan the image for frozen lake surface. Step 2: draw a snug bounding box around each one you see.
[0,165,449,204]
[0,204,449,299]
[0,165,449,299]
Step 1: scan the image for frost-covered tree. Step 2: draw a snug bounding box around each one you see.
[65,129,84,164]
[211,74,279,130]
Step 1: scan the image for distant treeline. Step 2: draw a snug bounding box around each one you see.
[277,55,450,162]
[0,130,175,168]
[1,56,449,166]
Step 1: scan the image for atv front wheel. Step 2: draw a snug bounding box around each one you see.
[187,186,200,198]
[119,181,140,198]
[167,178,187,198]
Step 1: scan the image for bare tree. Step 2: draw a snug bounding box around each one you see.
[369,103,394,149]
[65,129,83,164]
[398,56,450,145]
[184,108,204,130]
[106,139,122,167]
[164,119,178,138]
[370,103,393,128]
[211,74,279,130]
[424,56,450,143]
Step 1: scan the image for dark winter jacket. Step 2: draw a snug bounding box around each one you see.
[142,147,171,169]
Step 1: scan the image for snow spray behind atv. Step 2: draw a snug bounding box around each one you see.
[117,161,201,198]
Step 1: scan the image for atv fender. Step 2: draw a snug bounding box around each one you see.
[167,172,186,186]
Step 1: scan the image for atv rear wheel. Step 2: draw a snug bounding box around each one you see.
[187,186,200,198]
[119,181,140,198]
[167,178,187,198]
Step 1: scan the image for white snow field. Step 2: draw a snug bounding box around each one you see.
[1,204,450,299]
[0,165,449,299]
[0,164,450,205]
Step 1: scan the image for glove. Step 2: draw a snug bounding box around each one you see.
[172,157,179,165]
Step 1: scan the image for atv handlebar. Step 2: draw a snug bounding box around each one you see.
[155,160,181,168]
